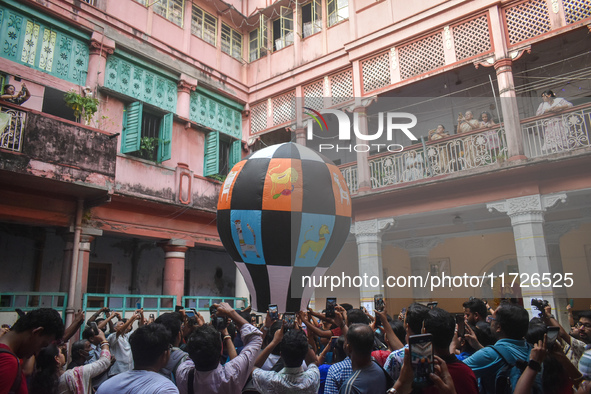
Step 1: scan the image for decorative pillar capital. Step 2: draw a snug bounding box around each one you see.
[487,193,567,224]
[89,32,115,58]
[178,79,196,94]
[159,239,189,255]
[345,96,378,113]
[544,221,579,244]
[351,218,394,244]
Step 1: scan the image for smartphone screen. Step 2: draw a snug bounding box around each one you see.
[427,302,438,309]
[268,304,279,321]
[409,333,433,388]
[374,294,384,312]
[330,336,339,348]
[326,298,337,318]
[185,311,195,318]
[547,326,560,348]
[283,312,296,329]
[455,314,465,337]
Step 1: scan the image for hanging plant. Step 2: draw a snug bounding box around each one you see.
[64,88,99,125]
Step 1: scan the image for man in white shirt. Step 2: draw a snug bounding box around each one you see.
[107,310,142,377]
[252,326,320,393]
[97,323,179,394]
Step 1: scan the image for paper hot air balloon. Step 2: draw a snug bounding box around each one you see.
[216,143,352,313]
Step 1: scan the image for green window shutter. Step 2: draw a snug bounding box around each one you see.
[158,112,173,163]
[229,140,242,170]
[203,131,220,176]
[121,101,143,154]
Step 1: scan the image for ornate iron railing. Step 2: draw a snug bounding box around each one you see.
[521,104,591,158]
[0,105,26,152]
[340,164,359,194]
[366,127,508,189]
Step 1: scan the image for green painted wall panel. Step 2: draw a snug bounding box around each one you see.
[105,55,177,113]
[0,5,89,85]
[189,90,242,139]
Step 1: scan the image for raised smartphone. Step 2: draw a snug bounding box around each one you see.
[409,333,433,388]
[326,298,337,318]
[268,304,279,321]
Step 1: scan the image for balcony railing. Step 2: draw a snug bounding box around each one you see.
[340,104,591,193]
[83,293,177,316]
[521,103,591,158]
[0,105,27,152]
[181,296,249,311]
[340,126,508,192]
[0,292,68,317]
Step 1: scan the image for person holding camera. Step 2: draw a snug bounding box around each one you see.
[175,302,262,394]
[59,328,111,394]
[251,327,320,393]
[107,310,142,378]
[1,83,31,105]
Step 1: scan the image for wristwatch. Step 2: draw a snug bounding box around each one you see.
[386,388,398,394]
[528,359,542,372]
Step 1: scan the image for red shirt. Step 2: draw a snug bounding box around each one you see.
[424,354,478,394]
[0,343,27,394]
[331,327,342,337]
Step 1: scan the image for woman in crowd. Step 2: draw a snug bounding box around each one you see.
[29,329,111,394]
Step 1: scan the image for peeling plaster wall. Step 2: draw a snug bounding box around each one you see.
[91,235,236,298]
[186,248,236,297]
[0,226,65,292]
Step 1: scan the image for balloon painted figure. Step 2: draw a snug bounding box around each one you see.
[217,143,352,313]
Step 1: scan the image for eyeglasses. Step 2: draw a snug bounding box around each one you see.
[579,323,591,329]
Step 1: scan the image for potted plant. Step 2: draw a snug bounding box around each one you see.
[139,136,160,161]
[64,88,99,125]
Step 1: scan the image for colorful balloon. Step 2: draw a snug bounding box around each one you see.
[217,143,352,312]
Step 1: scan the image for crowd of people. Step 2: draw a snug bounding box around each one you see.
[0,297,590,394]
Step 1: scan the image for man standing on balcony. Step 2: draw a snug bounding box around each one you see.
[1,84,31,105]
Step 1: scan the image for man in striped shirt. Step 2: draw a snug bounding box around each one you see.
[339,324,387,394]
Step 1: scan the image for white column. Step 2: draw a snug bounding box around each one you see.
[399,238,442,302]
[235,267,250,309]
[351,218,394,309]
[487,193,567,318]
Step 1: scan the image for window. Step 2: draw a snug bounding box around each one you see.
[192,5,217,46]
[153,0,185,27]
[272,7,294,51]
[87,263,111,294]
[327,0,348,26]
[87,263,111,307]
[121,102,173,163]
[203,131,241,177]
[221,23,243,60]
[301,0,322,38]
[42,86,77,122]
